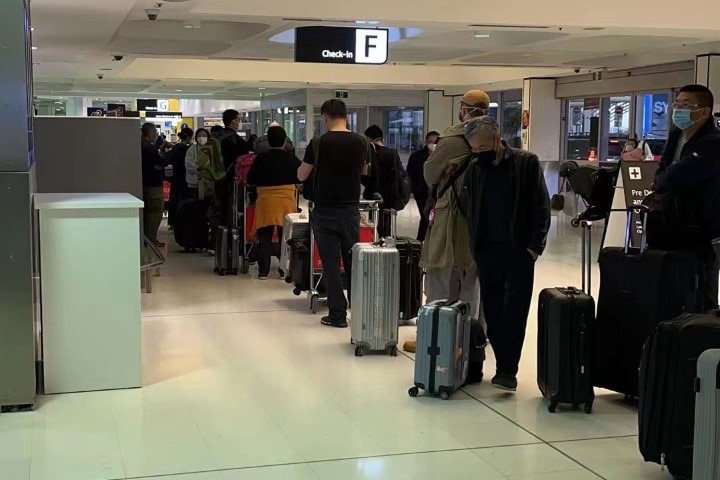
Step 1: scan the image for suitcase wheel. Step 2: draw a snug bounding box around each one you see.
[310,295,319,314]
[241,263,249,275]
[354,346,365,357]
[408,386,419,397]
[218,269,226,277]
[439,391,450,401]
[285,277,293,284]
[386,346,398,357]
[548,401,558,413]
[293,287,302,296]
[584,402,593,414]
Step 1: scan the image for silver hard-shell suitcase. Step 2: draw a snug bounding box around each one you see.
[409,300,471,400]
[350,242,400,356]
[280,213,310,281]
[693,348,720,480]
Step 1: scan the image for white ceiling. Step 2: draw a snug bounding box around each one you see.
[29,0,720,99]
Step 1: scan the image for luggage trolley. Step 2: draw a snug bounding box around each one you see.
[307,200,380,314]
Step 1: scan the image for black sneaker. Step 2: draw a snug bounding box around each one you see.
[491,374,518,392]
[321,316,348,328]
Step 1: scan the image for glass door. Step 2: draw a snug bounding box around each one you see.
[601,95,632,161]
[634,91,670,160]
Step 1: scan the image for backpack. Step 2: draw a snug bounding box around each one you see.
[196,138,225,182]
[235,153,256,186]
[388,149,411,211]
[301,136,323,201]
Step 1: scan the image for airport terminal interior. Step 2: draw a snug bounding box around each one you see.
[3,0,720,479]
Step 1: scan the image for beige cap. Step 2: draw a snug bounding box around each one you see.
[461,90,491,109]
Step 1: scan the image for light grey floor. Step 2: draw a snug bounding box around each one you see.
[0,205,674,480]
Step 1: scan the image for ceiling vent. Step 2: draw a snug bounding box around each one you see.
[283,18,354,24]
[467,24,551,29]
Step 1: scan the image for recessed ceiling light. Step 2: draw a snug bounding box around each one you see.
[175,89,183,92]
[522,53,533,57]
[356,20,379,25]
[31,46,38,50]
[258,87,266,90]
[31,27,34,31]
[474,32,491,38]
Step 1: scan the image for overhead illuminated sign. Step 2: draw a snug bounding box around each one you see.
[294,26,388,65]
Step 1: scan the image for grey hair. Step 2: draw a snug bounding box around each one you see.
[463,115,499,142]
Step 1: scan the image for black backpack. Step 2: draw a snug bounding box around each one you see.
[389,149,411,211]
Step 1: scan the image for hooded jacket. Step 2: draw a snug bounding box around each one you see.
[421,123,474,269]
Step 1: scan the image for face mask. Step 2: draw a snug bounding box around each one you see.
[672,108,696,130]
[428,143,437,153]
[459,107,479,123]
[197,137,208,146]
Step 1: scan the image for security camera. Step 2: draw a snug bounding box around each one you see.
[113,55,124,62]
[573,67,581,74]
[97,74,104,80]
[145,9,159,21]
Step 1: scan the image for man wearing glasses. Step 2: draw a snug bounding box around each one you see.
[655,84,720,309]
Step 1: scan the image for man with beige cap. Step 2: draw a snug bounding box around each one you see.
[463,115,550,391]
[403,90,488,384]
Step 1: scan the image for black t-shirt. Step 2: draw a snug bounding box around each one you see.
[247,149,301,187]
[303,131,370,207]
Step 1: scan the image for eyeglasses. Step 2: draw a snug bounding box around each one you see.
[671,102,702,109]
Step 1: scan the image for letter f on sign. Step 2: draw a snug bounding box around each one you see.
[355,29,388,64]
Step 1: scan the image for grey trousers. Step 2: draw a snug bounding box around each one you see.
[425,262,485,330]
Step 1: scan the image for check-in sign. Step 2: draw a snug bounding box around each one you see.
[295,26,388,65]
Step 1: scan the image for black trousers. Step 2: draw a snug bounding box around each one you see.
[475,245,536,376]
[312,206,360,320]
[257,225,282,277]
[415,192,429,242]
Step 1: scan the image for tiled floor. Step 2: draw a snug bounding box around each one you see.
[0,205,676,480]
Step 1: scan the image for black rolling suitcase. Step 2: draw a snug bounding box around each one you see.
[173,199,209,251]
[396,237,423,321]
[638,312,720,479]
[537,221,595,414]
[214,226,240,276]
[594,207,702,399]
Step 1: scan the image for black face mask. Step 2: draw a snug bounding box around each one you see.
[473,150,496,162]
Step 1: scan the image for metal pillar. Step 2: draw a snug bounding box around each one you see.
[0,0,36,410]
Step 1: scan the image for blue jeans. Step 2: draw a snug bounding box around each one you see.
[311,206,360,320]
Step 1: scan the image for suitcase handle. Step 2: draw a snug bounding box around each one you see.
[609,206,649,253]
[580,221,592,294]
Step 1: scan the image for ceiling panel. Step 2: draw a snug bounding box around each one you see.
[390,48,481,62]
[548,35,704,53]
[403,30,568,49]
[116,20,271,41]
[109,38,232,56]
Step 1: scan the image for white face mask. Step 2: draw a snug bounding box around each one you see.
[197,136,208,146]
[428,143,437,152]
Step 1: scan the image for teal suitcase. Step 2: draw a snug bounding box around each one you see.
[409,300,471,400]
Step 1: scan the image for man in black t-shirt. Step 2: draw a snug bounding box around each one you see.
[298,99,372,328]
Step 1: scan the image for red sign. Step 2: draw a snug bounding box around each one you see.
[573,106,581,114]
[615,105,624,116]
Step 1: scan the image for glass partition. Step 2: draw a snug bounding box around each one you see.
[501,90,522,148]
[634,92,670,160]
[565,97,600,160]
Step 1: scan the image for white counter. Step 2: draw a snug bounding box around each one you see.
[35,193,144,394]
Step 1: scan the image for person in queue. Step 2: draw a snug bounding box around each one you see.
[364,124,403,235]
[247,126,301,280]
[654,84,720,310]
[406,130,439,241]
[215,109,250,226]
[140,123,168,247]
[404,91,487,376]
[184,128,211,196]
[463,116,551,392]
[297,99,373,328]
[166,127,194,229]
[254,121,296,155]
